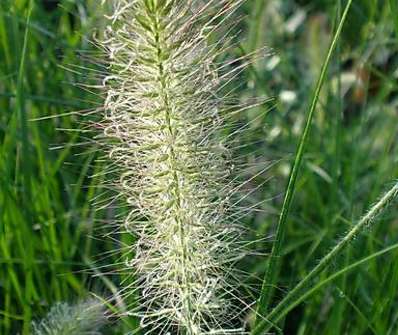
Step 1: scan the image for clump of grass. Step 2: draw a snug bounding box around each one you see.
[99,0,251,333]
[253,181,398,334]
[251,0,398,332]
[31,299,106,335]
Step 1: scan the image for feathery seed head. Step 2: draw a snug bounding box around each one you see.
[100,0,249,333]
[31,299,106,335]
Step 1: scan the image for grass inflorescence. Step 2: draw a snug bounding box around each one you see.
[31,299,106,335]
[99,0,252,333]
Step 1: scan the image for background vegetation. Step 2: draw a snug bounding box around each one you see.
[1,0,397,334]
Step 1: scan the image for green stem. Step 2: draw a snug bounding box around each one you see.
[253,181,398,334]
[255,0,354,322]
[282,241,398,317]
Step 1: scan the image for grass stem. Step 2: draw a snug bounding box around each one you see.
[255,0,354,322]
[253,181,398,334]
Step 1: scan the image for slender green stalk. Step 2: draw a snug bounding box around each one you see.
[255,0,354,321]
[253,181,398,334]
[16,1,32,207]
[283,241,398,314]
[16,4,35,333]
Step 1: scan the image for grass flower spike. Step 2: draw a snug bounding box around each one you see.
[31,299,106,335]
[101,0,248,334]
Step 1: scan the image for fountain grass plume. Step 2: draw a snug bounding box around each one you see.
[31,299,106,335]
[99,0,256,334]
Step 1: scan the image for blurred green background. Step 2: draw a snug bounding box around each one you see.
[1,0,397,334]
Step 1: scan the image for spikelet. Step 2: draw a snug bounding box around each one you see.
[100,0,249,333]
[31,299,106,335]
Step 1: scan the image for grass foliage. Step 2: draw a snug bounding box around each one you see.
[1,0,398,334]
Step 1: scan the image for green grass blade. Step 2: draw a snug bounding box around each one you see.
[17,1,32,198]
[389,0,398,36]
[276,241,398,325]
[253,181,398,334]
[254,0,354,322]
[16,3,35,333]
